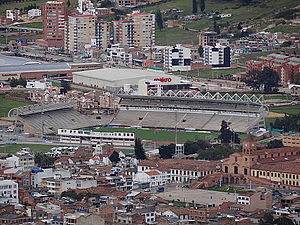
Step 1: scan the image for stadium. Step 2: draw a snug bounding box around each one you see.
[9,101,113,134]
[111,91,267,133]
[9,92,267,135]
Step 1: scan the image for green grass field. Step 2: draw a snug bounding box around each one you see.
[156,27,199,46]
[0,0,77,14]
[0,34,42,44]
[173,67,243,79]
[94,127,218,142]
[264,94,293,101]
[0,95,31,117]
[269,104,300,116]
[20,22,43,29]
[206,185,245,194]
[0,144,59,154]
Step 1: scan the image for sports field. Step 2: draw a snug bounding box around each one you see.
[0,95,31,117]
[94,127,218,142]
[269,104,300,116]
[0,144,59,154]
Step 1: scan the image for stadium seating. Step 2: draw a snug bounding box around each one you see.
[20,108,113,134]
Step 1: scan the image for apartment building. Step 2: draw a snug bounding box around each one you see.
[164,44,192,71]
[246,53,300,84]
[138,159,218,184]
[115,0,137,7]
[77,0,96,15]
[96,21,111,50]
[199,31,218,47]
[64,212,105,225]
[41,178,97,195]
[58,129,135,147]
[107,44,133,65]
[113,20,134,47]
[283,134,300,147]
[15,151,35,169]
[113,12,155,47]
[42,0,67,48]
[0,180,18,204]
[134,170,170,187]
[6,9,20,21]
[28,9,42,19]
[204,43,231,68]
[127,12,155,47]
[236,188,272,211]
[65,15,96,54]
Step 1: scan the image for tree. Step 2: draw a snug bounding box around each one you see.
[60,80,71,94]
[198,46,204,57]
[219,120,240,144]
[134,138,146,160]
[197,145,239,160]
[267,139,284,149]
[159,144,175,159]
[213,18,220,34]
[109,151,120,165]
[274,217,295,225]
[66,0,70,8]
[246,68,279,93]
[261,67,279,93]
[184,140,211,155]
[259,213,274,225]
[199,0,205,12]
[34,153,56,168]
[192,0,198,14]
[156,10,164,31]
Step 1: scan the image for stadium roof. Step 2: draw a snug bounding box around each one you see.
[73,68,177,82]
[0,63,71,74]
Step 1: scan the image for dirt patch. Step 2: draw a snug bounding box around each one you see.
[266,112,285,118]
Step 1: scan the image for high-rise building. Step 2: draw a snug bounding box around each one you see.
[113,20,134,47]
[199,31,218,47]
[164,44,192,71]
[65,15,96,54]
[204,43,231,68]
[96,21,111,50]
[113,12,155,47]
[42,0,67,48]
[127,12,155,47]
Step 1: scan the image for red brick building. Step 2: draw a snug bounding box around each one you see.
[42,0,67,48]
[246,53,300,85]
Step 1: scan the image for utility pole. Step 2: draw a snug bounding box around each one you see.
[5,29,8,46]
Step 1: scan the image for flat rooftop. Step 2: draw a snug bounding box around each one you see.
[156,188,238,206]
[73,68,178,82]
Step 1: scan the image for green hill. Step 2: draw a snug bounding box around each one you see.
[1,0,299,45]
[139,0,300,45]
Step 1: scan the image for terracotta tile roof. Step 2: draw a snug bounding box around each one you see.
[255,146,300,155]
[145,171,161,176]
[252,159,300,174]
[138,159,219,171]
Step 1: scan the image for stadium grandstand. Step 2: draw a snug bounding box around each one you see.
[9,101,113,134]
[111,92,267,133]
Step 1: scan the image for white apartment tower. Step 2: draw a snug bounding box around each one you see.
[164,44,192,71]
[204,43,231,68]
[0,180,18,204]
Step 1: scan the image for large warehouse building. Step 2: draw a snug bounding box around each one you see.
[72,68,181,89]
